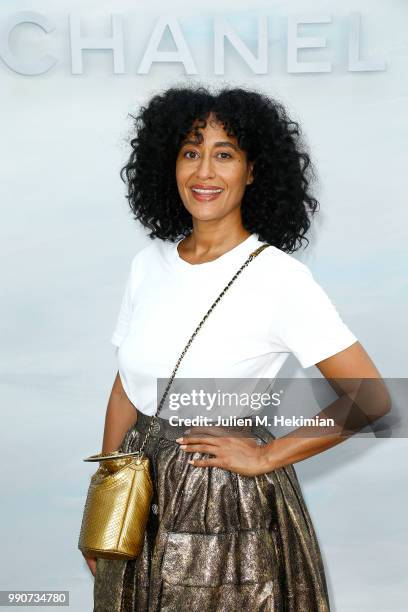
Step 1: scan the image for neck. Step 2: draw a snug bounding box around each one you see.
[182,224,252,259]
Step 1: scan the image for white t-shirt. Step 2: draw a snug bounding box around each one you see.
[111,233,357,416]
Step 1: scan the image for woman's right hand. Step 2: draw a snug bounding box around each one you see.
[83,553,97,577]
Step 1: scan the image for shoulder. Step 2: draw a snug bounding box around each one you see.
[254,244,335,309]
[255,243,313,281]
[124,238,176,285]
[127,238,168,268]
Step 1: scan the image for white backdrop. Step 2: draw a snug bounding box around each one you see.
[1,1,407,610]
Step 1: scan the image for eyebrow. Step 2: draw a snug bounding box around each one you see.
[181,139,239,151]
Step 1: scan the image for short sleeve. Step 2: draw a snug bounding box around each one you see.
[272,264,358,369]
[110,256,139,349]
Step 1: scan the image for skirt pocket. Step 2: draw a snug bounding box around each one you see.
[161,528,276,587]
[159,529,278,611]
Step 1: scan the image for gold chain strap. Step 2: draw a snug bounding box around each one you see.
[137,242,271,455]
[88,243,270,462]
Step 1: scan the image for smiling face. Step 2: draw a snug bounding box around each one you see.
[175,113,254,224]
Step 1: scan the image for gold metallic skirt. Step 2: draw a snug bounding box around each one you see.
[93,412,330,611]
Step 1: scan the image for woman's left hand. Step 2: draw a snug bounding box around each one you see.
[175,434,272,476]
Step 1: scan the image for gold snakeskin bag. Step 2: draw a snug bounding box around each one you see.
[77,243,270,560]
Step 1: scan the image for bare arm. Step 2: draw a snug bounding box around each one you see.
[101,371,138,453]
[261,341,391,471]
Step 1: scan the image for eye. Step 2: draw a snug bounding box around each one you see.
[217,151,232,159]
[181,150,233,160]
[183,150,198,159]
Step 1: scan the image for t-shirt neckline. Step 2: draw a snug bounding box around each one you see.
[172,233,260,271]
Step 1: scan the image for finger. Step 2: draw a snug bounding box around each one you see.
[87,559,97,577]
[180,444,217,454]
[176,436,220,446]
[188,457,221,468]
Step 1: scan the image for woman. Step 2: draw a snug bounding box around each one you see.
[83,85,388,611]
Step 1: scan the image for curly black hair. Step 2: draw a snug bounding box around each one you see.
[120,84,320,253]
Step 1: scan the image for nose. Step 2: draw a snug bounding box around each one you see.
[195,152,216,180]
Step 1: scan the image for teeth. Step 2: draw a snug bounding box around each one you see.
[192,188,223,194]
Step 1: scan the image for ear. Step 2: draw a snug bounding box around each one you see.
[246,161,254,185]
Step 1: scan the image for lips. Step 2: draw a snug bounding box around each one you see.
[190,185,224,202]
